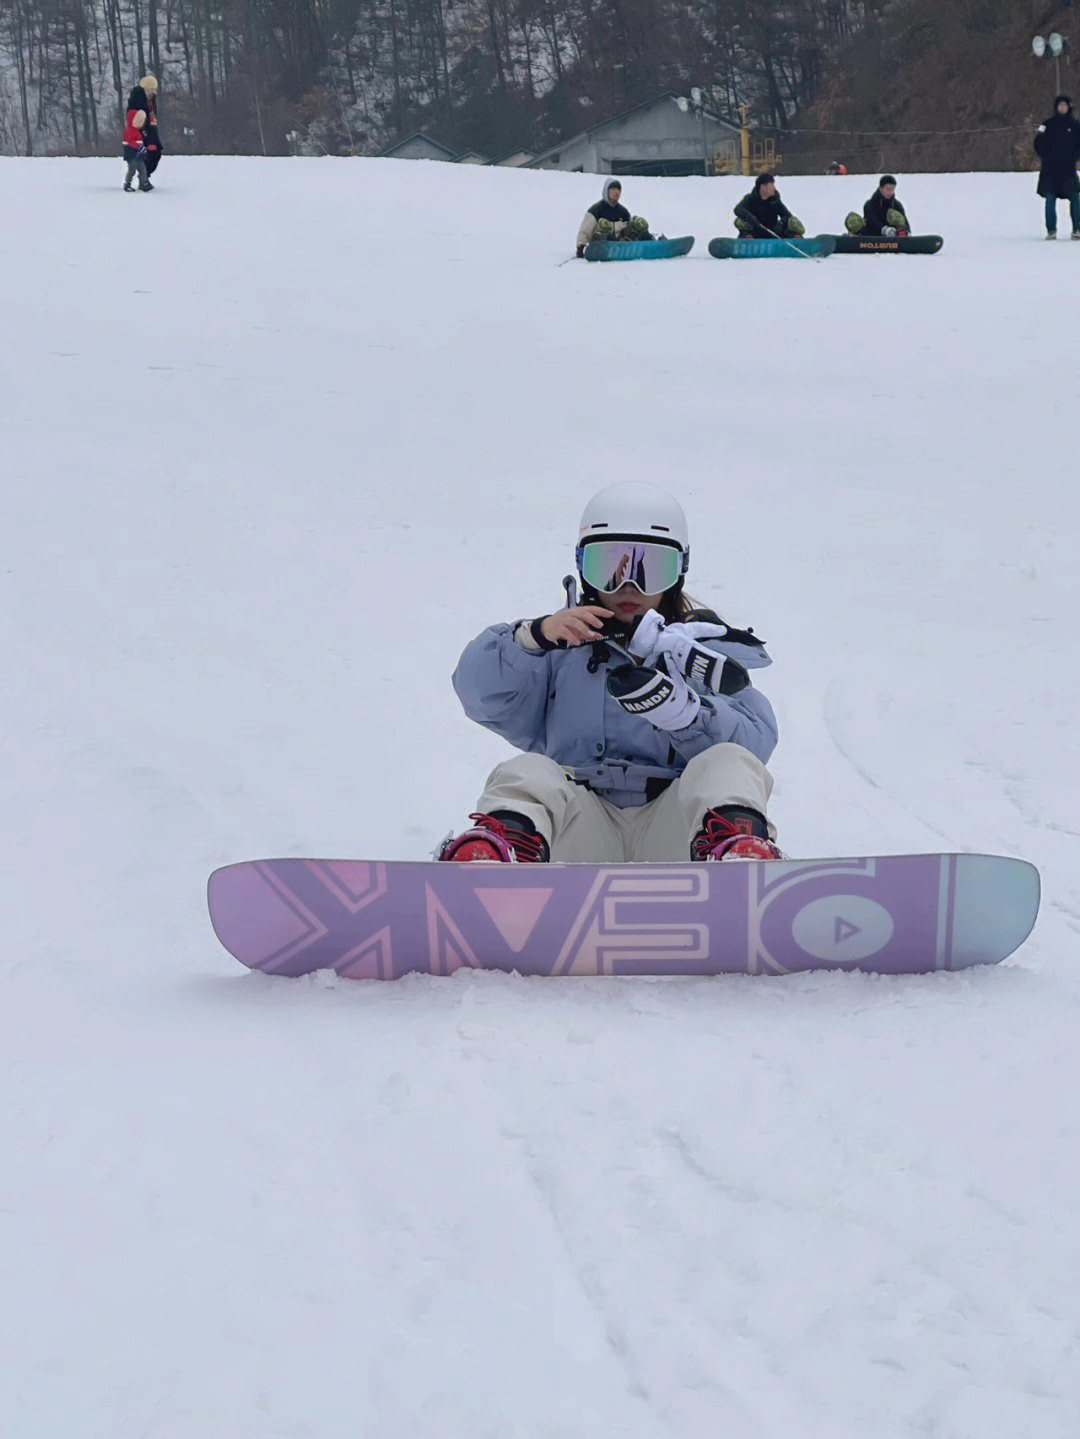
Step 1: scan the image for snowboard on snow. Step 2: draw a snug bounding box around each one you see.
[830,234,944,255]
[584,236,695,261]
[708,236,836,259]
[207,853,1038,980]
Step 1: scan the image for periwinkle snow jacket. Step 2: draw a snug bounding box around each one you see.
[452,618,778,807]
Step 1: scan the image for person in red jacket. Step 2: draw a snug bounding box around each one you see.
[122,75,158,192]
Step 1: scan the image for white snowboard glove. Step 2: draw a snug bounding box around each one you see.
[627,610,768,695]
[606,662,701,732]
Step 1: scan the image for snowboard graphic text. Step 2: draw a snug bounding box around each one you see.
[208,854,1039,979]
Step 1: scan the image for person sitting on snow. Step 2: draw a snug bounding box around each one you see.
[846,175,910,237]
[733,173,805,239]
[576,179,633,256]
[439,482,780,865]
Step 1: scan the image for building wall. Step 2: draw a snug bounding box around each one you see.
[384,137,456,162]
[532,104,739,174]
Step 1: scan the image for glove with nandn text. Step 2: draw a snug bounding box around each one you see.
[606,662,701,732]
[627,610,768,694]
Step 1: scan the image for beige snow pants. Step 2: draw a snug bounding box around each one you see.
[475,743,774,863]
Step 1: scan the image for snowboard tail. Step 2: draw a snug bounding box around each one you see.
[831,234,944,254]
[207,854,1039,980]
[708,236,836,259]
[584,236,694,261]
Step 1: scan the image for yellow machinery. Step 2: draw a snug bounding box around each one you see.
[707,108,782,175]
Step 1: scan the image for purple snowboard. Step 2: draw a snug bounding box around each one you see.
[207,854,1038,979]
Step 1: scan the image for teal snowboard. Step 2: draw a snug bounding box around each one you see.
[584,236,694,261]
[708,236,836,259]
[831,234,943,254]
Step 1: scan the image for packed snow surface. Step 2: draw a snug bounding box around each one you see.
[4,159,1080,1438]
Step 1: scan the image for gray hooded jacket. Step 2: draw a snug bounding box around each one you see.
[576,178,631,250]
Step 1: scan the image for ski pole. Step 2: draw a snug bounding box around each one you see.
[757,221,828,263]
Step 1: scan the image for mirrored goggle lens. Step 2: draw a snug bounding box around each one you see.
[578,540,683,595]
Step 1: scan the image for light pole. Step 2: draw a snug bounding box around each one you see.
[1033,32,1069,95]
[674,90,710,175]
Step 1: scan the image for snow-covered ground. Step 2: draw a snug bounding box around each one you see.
[3,158,1079,1437]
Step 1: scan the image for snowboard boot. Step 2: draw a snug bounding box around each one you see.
[123,181,133,192]
[691,806,783,862]
[439,810,550,863]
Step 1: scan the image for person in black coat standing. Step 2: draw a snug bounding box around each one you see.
[1035,95,1080,238]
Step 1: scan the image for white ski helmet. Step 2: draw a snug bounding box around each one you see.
[576,482,690,594]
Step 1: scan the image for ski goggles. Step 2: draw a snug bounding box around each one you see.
[576,537,686,595]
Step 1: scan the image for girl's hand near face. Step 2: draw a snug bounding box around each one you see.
[540,605,613,646]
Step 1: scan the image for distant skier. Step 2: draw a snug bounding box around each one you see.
[733,174,805,239]
[439,483,781,864]
[122,75,159,191]
[1035,95,1080,238]
[576,179,640,256]
[845,176,910,237]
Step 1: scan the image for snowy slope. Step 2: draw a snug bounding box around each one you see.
[3,158,1079,1438]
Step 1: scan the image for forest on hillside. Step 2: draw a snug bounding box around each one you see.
[0,0,878,157]
[0,0,1068,166]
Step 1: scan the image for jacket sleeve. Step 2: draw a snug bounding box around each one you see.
[665,685,778,767]
[576,210,598,250]
[733,196,753,221]
[777,198,792,223]
[1035,125,1047,159]
[452,623,552,751]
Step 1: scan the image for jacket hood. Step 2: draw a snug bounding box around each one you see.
[601,177,623,203]
[1053,94,1073,112]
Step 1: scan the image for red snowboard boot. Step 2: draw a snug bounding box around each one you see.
[691,806,783,862]
[439,811,550,863]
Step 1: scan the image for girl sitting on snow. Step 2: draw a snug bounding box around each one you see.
[440,483,781,864]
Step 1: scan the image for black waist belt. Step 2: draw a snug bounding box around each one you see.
[571,774,674,802]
